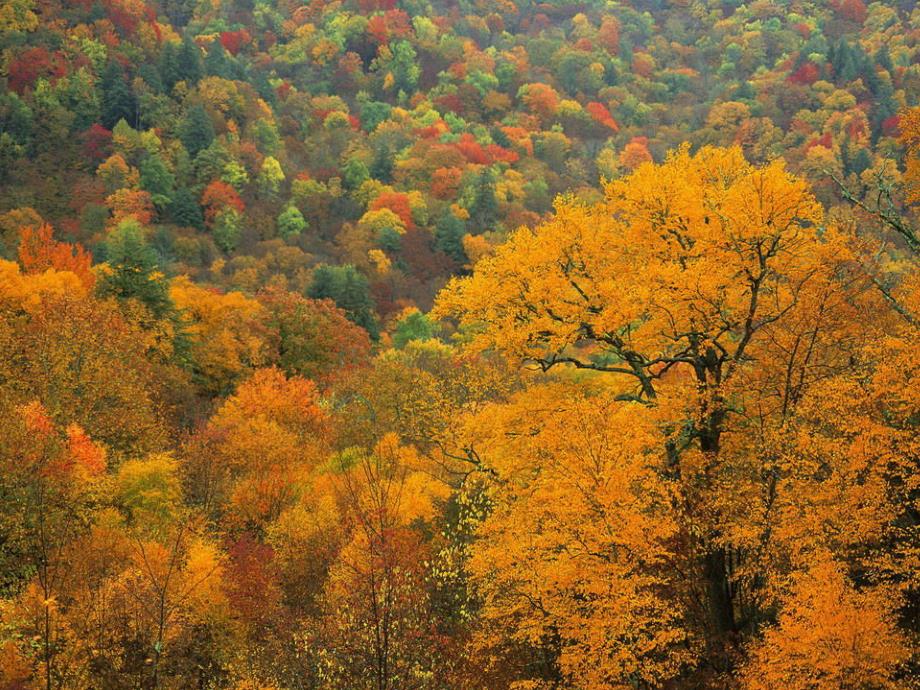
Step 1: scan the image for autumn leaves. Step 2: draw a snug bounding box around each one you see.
[435,146,916,687]
[0,144,917,688]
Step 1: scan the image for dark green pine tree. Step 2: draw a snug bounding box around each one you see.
[875,45,893,74]
[870,79,897,142]
[178,103,215,157]
[469,167,498,234]
[851,148,872,177]
[369,144,394,182]
[434,212,468,264]
[177,35,203,84]
[96,219,174,319]
[168,187,204,228]
[307,264,379,339]
[158,41,182,91]
[99,61,137,129]
[163,0,196,27]
[204,40,231,79]
[840,133,852,176]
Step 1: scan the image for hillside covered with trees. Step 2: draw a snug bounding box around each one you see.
[0,0,919,688]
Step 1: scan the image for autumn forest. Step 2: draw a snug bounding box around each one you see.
[0,0,919,687]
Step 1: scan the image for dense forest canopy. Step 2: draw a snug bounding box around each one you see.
[0,0,919,688]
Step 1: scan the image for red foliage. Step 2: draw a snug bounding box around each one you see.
[807,132,834,150]
[788,62,820,85]
[448,62,467,80]
[882,115,900,138]
[226,535,284,630]
[620,136,653,170]
[220,29,252,55]
[847,119,867,141]
[521,83,559,121]
[82,125,113,163]
[201,181,245,224]
[384,9,412,38]
[276,81,292,100]
[146,5,161,41]
[400,226,456,281]
[434,93,463,114]
[367,9,412,44]
[367,14,389,44]
[835,0,867,24]
[486,13,504,34]
[257,288,372,386]
[356,0,396,12]
[103,0,148,36]
[67,425,107,475]
[370,192,415,230]
[531,14,551,32]
[486,144,519,164]
[792,22,812,38]
[586,101,620,132]
[454,133,492,165]
[7,47,66,94]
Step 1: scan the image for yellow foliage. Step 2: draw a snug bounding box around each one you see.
[462,384,690,688]
[0,259,88,309]
[742,557,910,690]
[169,276,272,395]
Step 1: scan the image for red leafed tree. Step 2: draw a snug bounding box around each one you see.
[225,534,285,633]
[789,62,820,85]
[454,133,493,165]
[367,14,389,44]
[521,83,559,122]
[486,144,519,164]
[7,47,64,94]
[220,29,252,55]
[835,0,867,24]
[201,181,245,225]
[369,191,415,230]
[82,124,113,163]
[357,0,396,12]
[586,102,620,132]
[400,226,455,281]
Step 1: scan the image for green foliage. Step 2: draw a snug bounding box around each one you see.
[114,453,182,526]
[99,61,136,130]
[258,156,285,197]
[434,213,467,263]
[307,264,379,339]
[168,187,204,229]
[468,168,498,234]
[277,205,307,240]
[392,309,435,348]
[140,154,175,208]
[97,219,174,319]
[212,208,242,253]
[179,103,215,157]
[177,35,204,84]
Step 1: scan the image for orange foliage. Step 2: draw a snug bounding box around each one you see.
[201,180,246,225]
[18,224,95,289]
[369,191,416,230]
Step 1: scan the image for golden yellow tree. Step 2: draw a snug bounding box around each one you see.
[741,557,910,690]
[459,383,690,689]
[435,146,870,675]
